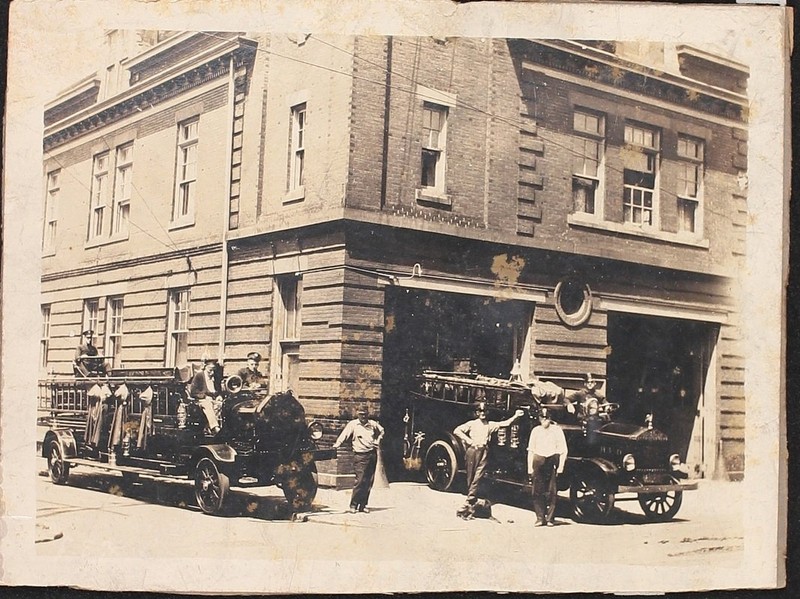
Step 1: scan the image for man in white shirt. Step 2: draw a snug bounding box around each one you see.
[454,402,524,501]
[333,406,385,513]
[527,407,568,526]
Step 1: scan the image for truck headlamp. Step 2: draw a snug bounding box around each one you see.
[308,421,324,441]
[622,453,636,472]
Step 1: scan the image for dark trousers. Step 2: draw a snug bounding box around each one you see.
[531,454,559,523]
[350,450,377,510]
[465,445,488,499]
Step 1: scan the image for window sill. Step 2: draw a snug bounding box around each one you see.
[283,186,306,205]
[567,213,709,248]
[169,217,196,231]
[415,189,451,207]
[84,232,130,250]
[42,248,56,258]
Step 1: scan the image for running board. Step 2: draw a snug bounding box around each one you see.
[69,458,187,478]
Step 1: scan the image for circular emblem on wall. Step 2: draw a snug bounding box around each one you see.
[554,279,593,327]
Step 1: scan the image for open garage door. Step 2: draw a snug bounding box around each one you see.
[607,313,718,478]
[381,287,534,478]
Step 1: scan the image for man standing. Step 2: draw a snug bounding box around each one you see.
[527,407,568,526]
[189,358,222,435]
[333,406,385,513]
[454,402,524,501]
[237,351,266,389]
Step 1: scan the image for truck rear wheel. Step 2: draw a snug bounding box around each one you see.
[570,470,614,523]
[425,440,457,492]
[638,490,683,522]
[194,457,230,515]
[47,440,70,485]
[283,460,318,512]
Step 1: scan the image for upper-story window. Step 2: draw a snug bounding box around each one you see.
[572,109,605,217]
[622,122,660,227]
[173,118,199,225]
[43,170,60,253]
[167,288,190,367]
[88,152,110,240]
[112,143,133,236]
[289,103,306,191]
[420,103,448,196]
[676,135,704,235]
[40,305,51,370]
[105,296,124,368]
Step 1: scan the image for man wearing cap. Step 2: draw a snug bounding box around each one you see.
[73,329,109,377]
[454,403,525,501]
[566,373,607,417]
[332,406,385,513]
[237,352,267,390]
[527,407,568,526]
[189,358,222,435]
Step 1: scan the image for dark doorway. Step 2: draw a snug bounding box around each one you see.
[381,287,532,478]
[607,313,717,473]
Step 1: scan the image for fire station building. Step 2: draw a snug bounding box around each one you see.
[41,32,749,485]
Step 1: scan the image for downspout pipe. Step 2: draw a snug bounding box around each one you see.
[217,55,236,362]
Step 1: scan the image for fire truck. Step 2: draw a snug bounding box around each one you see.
[403,370,697,523]
[38,367,335,515]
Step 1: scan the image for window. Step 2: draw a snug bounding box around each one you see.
[572,110,605,216]
[167,289,190,367]
[43,170,60,252]
[112,143,133,235]
[271,276,302,392]
[88,152,110,239]
[420,103,448,195]
[83,299,100,336]
[289,103,306,191]
[40,305,51,369]
[173,118,198,223]
[105,297,124,368]
[676,135,704,234]
[623,123,660,227]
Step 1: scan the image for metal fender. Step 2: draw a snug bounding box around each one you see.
[42,429,77,460]
[561,456,619,491]
[191,444,238,465]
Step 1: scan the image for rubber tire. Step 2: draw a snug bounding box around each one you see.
[569,470,615,523]
[425,440,458,492]
[47,440,70,485]
[194,457,230,516]
[283,460,319,512]
[638,490,683,522]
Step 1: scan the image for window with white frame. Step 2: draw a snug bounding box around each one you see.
[112,143,133,235]
[420,103,448,195]
[289,103,306,191]
[676,135,704,234]
[43,170,60,252]
[105,297,124,368]
[167,289,189,367]
[271,275,303,392]
[83,298,100,337]
[88,152,110,239]
[173,118,198,223]
[622,122,660,227]
[40,305,51,369]
[572,109,605,216]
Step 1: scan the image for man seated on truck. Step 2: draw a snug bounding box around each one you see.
[73,329,110,377]
[189,358,222,435]
[566,373,608,419]
[237,351,267,390]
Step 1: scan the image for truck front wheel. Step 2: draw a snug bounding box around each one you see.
[638,490,683,522]
[194,457,230,515]
[283,460,318,512]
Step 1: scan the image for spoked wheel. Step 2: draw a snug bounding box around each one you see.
[638,490,683,522]
[47,440,70,485]
[283,459,319,512]
[194,457,230,516]
[425,440,457,492]
[570,471,615,523]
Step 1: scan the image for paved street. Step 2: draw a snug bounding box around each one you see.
[36,456,744,575]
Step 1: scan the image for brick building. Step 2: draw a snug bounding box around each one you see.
[41,32,749,485]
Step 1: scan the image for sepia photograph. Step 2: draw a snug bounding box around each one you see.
[1,0,790,594]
